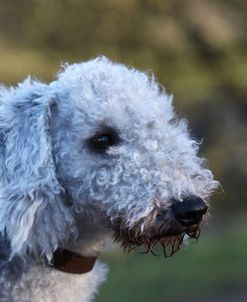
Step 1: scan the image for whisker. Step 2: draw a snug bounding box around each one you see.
[150,249,158,256]
[113,222,202,258]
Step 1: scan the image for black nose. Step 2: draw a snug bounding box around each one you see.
[172,196,208,227]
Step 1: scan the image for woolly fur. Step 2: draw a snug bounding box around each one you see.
[0,57,218,301]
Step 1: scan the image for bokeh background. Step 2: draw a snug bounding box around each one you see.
[0,0,246,301]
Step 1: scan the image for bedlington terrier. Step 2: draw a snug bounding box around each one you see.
[0,57,218,302]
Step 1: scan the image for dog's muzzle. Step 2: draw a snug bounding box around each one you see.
[113,195,208,257]
[155,195,208,238]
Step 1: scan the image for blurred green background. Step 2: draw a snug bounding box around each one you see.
[0,0,246,301]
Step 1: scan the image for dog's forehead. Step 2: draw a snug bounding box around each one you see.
[60,59,174,130]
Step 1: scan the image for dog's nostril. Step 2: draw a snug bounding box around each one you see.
[172,196,208,227]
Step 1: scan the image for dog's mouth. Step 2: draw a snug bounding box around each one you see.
[110,196,207,257]
[113,224,201,257]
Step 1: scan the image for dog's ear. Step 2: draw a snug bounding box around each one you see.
[0,79,74,259]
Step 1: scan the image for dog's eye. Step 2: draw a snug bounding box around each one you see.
[92,134,114,149]
[88,128,120,153]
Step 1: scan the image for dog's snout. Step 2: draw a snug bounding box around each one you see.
[172,196,208,227]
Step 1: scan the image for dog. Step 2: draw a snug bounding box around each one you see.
[0,57,218,301]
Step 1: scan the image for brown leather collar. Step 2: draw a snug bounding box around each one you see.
[52,248,97,274]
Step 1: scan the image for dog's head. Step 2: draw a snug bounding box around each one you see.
[0,57,218,260]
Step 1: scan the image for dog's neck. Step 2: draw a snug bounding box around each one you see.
[51,231,112,274]
[52,248,97,274]
[12,258,107,302]
[48,210,112,274]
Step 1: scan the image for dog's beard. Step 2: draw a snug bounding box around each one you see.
[113,224,201,257]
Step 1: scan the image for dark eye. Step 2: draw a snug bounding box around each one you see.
[87,127,120,153]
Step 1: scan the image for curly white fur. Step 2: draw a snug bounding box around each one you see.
[0,57,218,302]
